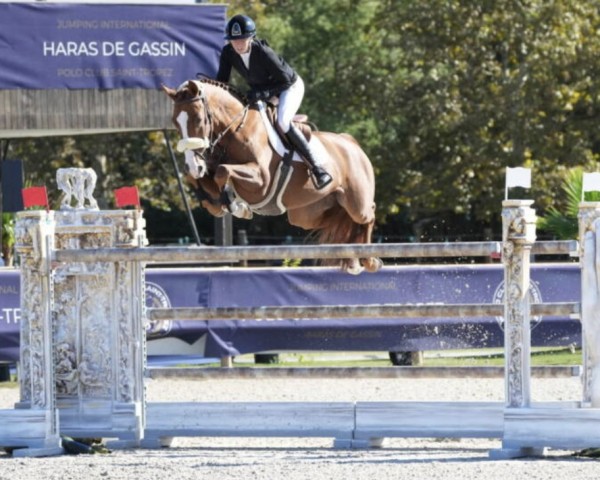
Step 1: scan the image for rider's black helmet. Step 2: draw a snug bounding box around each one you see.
[225,14,256,40]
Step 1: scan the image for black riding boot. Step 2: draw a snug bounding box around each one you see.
[286,126,333,190]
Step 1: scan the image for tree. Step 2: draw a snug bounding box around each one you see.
[261,1,600,235]
[537,167,600,240]
[7,1,600,244]
[364,0,600,228]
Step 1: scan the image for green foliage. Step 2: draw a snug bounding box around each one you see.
[282,258,302,267]
[538,167,600,239]
[7,132,183,212]
[1,213,15,249]
[7,1,600,243]
[1,212,15,265]
[251,0,600,231]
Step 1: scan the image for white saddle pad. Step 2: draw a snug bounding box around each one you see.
[256,101,328,163]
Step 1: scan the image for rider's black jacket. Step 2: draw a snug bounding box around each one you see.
[216,39,298,100]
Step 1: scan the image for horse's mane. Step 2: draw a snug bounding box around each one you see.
[199,78,248,104]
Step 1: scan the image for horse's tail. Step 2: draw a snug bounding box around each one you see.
[313,205,353,244]
[312,206,371,266]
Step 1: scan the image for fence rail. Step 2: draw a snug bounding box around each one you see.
[147,302,580,322]
[53,240,577,264]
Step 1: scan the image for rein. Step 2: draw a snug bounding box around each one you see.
[209,105,250,152]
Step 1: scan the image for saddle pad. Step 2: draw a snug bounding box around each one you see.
[256,102,328,164]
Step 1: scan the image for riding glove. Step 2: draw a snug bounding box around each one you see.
[247,89,270,102]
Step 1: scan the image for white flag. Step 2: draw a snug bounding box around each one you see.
[505,167,531,189]
[582,172,600,193]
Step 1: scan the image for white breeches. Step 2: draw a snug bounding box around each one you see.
[277,76,305,133]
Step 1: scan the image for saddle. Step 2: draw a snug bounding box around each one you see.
[260,97,313,145]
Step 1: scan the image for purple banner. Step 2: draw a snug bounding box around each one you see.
[191,264,580,357]
[0,270,21,363]
[0,3,226,89]
[0,265,582,362]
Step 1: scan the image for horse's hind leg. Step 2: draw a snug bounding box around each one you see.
[357,219,383,272]
[289,204,378,275]
[342,218,382,273]
[335,195,382,272]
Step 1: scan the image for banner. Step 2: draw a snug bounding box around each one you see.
[0,270,21,363]
[0,265,582,362]
[0,3,226,89]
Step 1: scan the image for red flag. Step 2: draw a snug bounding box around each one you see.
[114,186,140,209]
[22,186,49,210]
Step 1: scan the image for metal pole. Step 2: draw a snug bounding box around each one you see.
[163,129,202,246]
[1,140,9,161]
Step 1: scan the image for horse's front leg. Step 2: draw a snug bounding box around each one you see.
[214,163,267,219]
[187,176,226,217]
[213,163,266,194]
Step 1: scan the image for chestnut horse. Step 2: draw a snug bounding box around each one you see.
[162,79,381,274]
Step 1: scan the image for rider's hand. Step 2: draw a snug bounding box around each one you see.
[247,89,269,103]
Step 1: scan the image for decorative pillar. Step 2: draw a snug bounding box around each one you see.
[15,211,55,411]
[501,199,537,408]
[496,199,600,458]
[489,199,543,459]
[578,202,600,406]
[15,168,148,446]
[0,209,64,456]
[52,208,147,443]
[49,168,147,443]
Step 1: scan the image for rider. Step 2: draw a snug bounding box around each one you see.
[216,14,333,190]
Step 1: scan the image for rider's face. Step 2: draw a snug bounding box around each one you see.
[231,37,252,55]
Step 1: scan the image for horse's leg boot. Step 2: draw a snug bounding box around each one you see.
[220,186,236,212]
[286,126,333,190]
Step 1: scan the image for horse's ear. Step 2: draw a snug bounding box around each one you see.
[188,80,200,97]
[161,84,177,100]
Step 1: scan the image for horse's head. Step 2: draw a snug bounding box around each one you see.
[162,80,211,178]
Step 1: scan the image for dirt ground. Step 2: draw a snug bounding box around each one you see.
[1,375,599,480]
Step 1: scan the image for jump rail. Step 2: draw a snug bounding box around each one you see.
[147,302,579,322]
[53,239,575,263]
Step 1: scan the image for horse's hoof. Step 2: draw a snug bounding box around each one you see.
[231,202,253,220]
[342,260,364,275]
[363,257,383,273]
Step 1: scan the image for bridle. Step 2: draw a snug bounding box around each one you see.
[174,85,250,156]
[173,82,251,207]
